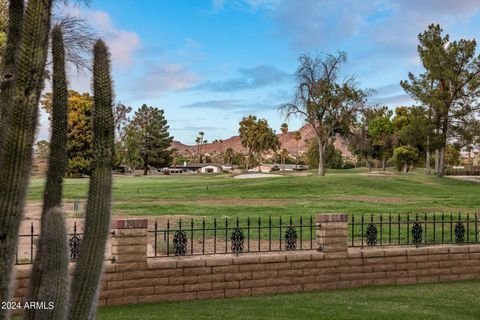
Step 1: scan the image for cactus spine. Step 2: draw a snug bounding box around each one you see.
[0,0,53,317]
[25,25,69,320]
[32,208,69,320]
[68,39,114,320]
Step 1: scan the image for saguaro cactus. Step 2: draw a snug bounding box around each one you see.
[25,25,69,320]
[68,39,114,320]
[32,208,69,320]
[0,1,115,318]
[0,0,24,151]
[0,0,53,317]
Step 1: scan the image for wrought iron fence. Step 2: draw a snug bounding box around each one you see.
[149,216,316,257]
[15,222,83,265]
[349,213,479,247]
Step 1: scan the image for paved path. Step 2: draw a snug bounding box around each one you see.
[446,175,480,183]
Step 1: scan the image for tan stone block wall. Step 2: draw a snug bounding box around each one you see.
[10,217,480,311]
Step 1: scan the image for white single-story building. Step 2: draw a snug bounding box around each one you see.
[167,163,222,174]
[199,164,222,173]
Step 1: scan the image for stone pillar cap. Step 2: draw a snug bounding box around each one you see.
[316,214,348,222]
[111,219,148,229]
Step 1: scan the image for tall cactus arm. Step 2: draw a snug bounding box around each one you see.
[0,0,53,317]
[68,39,114,320]
[25,25,68,320]
[32,207,69,320]
[0,0,24,164]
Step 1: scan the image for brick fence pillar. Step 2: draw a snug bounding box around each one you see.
[316,214,348,253]
[111,219,148,270]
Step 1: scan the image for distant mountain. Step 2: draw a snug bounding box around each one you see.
[171,123,354,160]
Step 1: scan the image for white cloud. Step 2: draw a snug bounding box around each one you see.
[61,5,140,67]
[88,11,140,67]
[134,63,200,99]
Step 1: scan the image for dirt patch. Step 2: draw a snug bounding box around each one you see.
[116,198,295,207]
[327,195,413,203]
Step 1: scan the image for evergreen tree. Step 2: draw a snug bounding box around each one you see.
[401,24,480,177]
[129,104,173,175]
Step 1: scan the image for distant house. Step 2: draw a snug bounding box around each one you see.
[167,163,222,174]
[248,164,308,172]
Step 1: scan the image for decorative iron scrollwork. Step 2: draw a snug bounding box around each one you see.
[366,223,377,246]
[231,228,244,255]
[173,230,187,256]
[412,222,423,246]
[284,226,297,250]
[455,222,465,243]
[68,234,81,262]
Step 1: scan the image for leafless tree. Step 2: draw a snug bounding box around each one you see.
[281,52,371,175]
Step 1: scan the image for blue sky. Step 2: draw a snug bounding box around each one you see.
[37,0,480,144]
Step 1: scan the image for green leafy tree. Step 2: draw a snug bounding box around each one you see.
[348,108,384,170]
[445,144,461,166]
[401,24,480,177]
[305,139,344,169]
[368,109,394,170]
[392,146,418,173]
[239,115,280,171]
[41,90,94,176]
[117,124,142,174]
[130,104,173,175]
[34,139,50,161]
[281,52,369,176]
[392,106,438,172]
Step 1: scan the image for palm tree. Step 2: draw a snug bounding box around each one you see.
[293,131,302,169]
[195,136,201,163]
[280,123,289,135]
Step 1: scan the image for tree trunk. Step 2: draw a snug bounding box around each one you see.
[426,150,431,175]
[382,157,386,171]
[245,155,249,172]
[438,145,446,177]
[403,161,408,174]
[318,140,326,176]
[434,149,439,173]
[425,137,431,175]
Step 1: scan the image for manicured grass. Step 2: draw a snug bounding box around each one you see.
[97,280,480,320]
[27,169,480,219]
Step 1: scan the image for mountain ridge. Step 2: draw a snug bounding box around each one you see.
[171,124,354,160]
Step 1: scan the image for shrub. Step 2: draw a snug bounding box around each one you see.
[342,161,355,169]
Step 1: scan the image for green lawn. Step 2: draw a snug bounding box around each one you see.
[27,169,480,220]
[97,280,480,320]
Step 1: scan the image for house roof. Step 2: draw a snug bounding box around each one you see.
[170,163,222,169]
